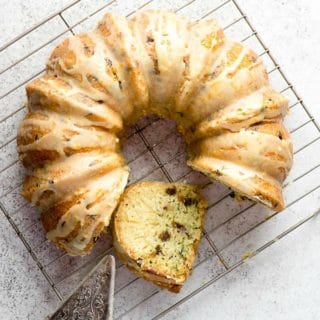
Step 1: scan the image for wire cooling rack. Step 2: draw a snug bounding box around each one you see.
[0,0,319,319]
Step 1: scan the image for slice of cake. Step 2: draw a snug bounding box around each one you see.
[113,181,207,293]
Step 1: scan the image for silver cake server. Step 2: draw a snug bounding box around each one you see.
[48,254,115,320]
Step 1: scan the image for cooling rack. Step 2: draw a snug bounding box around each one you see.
[0,0,319,319]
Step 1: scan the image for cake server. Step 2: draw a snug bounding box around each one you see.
[48,254,115,320]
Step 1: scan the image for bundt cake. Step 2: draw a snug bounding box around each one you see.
[113,181,207,293]
[17,10,293,256]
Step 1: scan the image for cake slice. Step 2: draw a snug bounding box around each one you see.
[113,181,207,293]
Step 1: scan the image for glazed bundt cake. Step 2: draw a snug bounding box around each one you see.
[113,181,207,292]
[17,10,293,256]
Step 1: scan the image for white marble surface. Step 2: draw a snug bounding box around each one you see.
[237,0,320,126]
[0,1,319,319]
[0,0,72,48]
[0,207,60,320]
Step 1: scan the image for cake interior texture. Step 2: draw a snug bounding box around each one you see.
[113,181,207,292]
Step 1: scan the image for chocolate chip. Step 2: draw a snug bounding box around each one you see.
[278,132,283,140]
[166,186,177,195]
[163,206,168,210]
[159,230,170,241]
[183,197,196,206]
[147,36,154,43]
[155,245,162,255]
[173,221,187,232]
[230,191,236,198]
[61,221,66,227]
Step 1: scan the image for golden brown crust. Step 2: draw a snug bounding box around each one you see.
[249,121,290,139]
[188,156,285,211]
[17,124,50,146]
[41,194,84,232]
[20,149,60,167]
[26,76,123,132]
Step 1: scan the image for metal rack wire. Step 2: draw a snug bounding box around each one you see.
[0,0,319,319]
